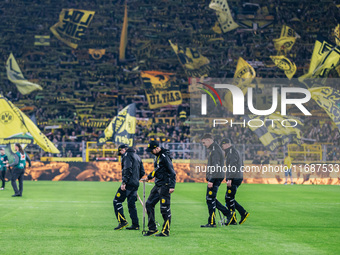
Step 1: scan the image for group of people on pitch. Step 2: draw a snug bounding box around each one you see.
[0,144,31,196]
[113,133,249,237]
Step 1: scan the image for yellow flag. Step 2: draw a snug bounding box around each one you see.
[6,53,43,95]
[99,103,136,146]
[244,113,302,151]
[0,95,59,153]
[309,87,340,129]
[119,4,128,61]
[334,24,340,46]
[169,40,210,77]
[224,57,256,110]
[50,9,95,49]
[270,55,297,79]
[299,37,340,83]
[280,25,299,38]
[273,37,296,55]
[209,0,238,33]
[88,49,106,60]
[212,21,222,34]
[141,71,182,109]
[233,57,256,83]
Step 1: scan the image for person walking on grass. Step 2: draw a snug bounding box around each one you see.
[113,144,145,230]
[0,148,8,190]
[7,144,31,197]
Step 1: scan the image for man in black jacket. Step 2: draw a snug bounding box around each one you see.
[142,141,176,237]
[200,134,229,228]
[221,138,249,226]
[113,144,145,230]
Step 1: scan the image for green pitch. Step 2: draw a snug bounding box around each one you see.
[0,182,339,255]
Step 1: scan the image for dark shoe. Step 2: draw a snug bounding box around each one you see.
[12,194,20,197]
[200,224,216,228]
[126,225,139,230]
[230,216,238,225]
[114,221,128,230]
[239,212,249,225]
[143,230,158,236]
[155,231,169,237]
[225,211,236,226]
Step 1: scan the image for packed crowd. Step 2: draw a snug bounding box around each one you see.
[0,0,339,160]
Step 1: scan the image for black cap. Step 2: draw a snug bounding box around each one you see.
[221,138,232,146]
[118,144,128,155]
[146,141,159,152]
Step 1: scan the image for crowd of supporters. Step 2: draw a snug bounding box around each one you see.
[0,0,339,160]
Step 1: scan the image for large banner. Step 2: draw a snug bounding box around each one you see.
[50,9,95,49]
[244,113,303,151]
[141,71,182,109]
[98,103,136,146]
[16,161,340,185]
[270,55,296,79]
[0,95,59,153]
[6,53,43,95]
[309,87,340,130]
[169,41,210,77]
[209,0,238,33]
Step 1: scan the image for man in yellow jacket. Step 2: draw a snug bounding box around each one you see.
[284,153,293,185]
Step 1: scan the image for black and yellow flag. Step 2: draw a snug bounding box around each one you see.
[50,9,95,49]
[6,53,43,95]
[99,103,136,146]
[141,71,182,109]
[273,25,298,55]
[0,95,59,153]
[209,0,238,33]
[299,36,340,84]
[34,35,50,46]
[119,3,128,61]
[280,25,299,38]
[309,87,340,130]
[244,113,303,151]
[88,49,106,60]
[169,40,210,77]
[273,37,296,55]
[223,57,256,111]
[270,55,296,79]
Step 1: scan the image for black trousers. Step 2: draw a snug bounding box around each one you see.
[1,169,6,188]
[206,181,229,225]
[113,185,139,226]
[145,185,171,233]
[11,168,24,195]
[225,179,246,216]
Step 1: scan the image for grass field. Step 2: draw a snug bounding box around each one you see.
[0,181,339,255]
